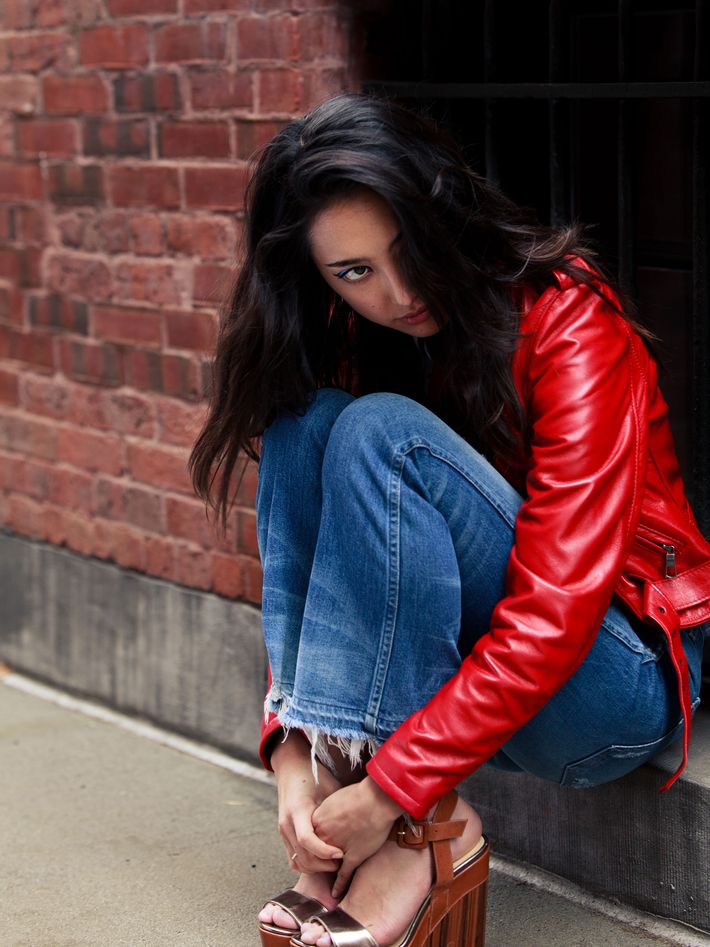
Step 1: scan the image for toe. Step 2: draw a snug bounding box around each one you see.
[272,906,297,930]
[258,905,273,923]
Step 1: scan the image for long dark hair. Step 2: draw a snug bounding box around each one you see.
[189,93,656,533]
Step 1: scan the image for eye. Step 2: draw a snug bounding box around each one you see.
[335,265,371,283]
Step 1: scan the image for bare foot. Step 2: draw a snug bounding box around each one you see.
[258,871,340,931]
[299,796,483,947]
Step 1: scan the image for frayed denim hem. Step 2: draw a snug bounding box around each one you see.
[264,684,380,782]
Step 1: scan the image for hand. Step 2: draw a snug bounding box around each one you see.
[271,732,344,874]
[312,776,404,897]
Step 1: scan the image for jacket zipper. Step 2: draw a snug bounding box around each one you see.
[637,535,677,578]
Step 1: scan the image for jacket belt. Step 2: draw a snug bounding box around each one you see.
[641,575,708,792]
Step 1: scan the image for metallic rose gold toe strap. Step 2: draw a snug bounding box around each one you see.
[303,907,379,947]
[262,889,326,925]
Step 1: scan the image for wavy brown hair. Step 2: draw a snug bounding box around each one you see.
[189,93,656,534]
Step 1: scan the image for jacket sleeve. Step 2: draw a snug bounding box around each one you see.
[259,666,283,770]
[366,280,650,818]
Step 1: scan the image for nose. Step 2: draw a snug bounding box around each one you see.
[386,265,417,308]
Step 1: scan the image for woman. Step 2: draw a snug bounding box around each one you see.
[189,94,710,947]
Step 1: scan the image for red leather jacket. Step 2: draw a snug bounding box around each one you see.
[260,262,710,818]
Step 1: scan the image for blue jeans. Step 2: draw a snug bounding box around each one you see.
[256,388,705,789]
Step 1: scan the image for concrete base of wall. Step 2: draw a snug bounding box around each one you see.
[1,531,708,932]
[0,531,267,762]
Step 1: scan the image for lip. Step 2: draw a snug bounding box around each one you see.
[399,307,430,324]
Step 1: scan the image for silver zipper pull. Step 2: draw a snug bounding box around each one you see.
[662,544,677,578]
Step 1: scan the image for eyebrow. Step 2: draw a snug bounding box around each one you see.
[325,232,402,268]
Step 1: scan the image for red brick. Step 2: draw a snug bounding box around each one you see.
[166,495,213,546]
[236,119,284,159]
[124,484,164,532]
[236,507,258,556]
[58,338,123,386]
[254,0,329,9]
[4,31,73,72]
[174,541,212,590]
[0,249,20,283]
[193,262,232,306]
[94,519,146,570]
[57,209,131,254]
[94,476,124,518]
[66,0,103,28]
[156,396,206,447]
[32,0,67,28]
[113,260,189,307]
[46,253,112,302]
[114,72,181,113]
[19,375,71,419]
[104,391,155,437]
[48,164,104,205]
[185,166,247,211]
[0,0,32,28]
[108,0,177,15]
[58,427,123,474]
[0,162,43,200]
[124,348,202,400]
[7,494,46,540]
[154,22,226,64]
[79,24,148,68]
[235,457,258,505]
[17,119,77,158]
[60,509,95,556]
[301,67,350,110]
[49,466,94,512]
[296,12,350,63]
[0,368,19,405]
[159,121,230,159]
[0,206,13,241]
[17,456,53,500]
[212,552,243,598]
[164,308,218,352]
[0,286,24,325]
[1,413,58,460]
[127,440,193,493]
[184,0,250,12]
[28,294,88,334]
[237,15,297,62]
[109,165,180,208]
[258,68,301,113]
[66,384,109,428]
[128,212,163,256]
[94,304,162,347]
[15,206,47,244]
[165,215,236,260]
[241,553,262,604]
[0,76,38,115]
[43,74,108,115]
[7,328,54,371]
[145,534,175,579]
[189,68,252,111]
[83,118,150,157]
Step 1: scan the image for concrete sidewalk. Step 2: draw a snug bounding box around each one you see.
[1,674,708,947]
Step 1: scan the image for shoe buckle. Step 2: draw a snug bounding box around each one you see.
[396,821,428,850]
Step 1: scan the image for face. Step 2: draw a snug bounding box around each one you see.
[308,189,442,337]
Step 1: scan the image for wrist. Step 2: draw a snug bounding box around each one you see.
[360,775,405,824]
[271,730,311,776]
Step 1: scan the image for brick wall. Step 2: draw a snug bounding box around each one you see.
[0,0,359,605]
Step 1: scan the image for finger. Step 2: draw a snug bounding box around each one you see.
[294,852,341,874]
[332,858,356,899]
[293,810,343,861]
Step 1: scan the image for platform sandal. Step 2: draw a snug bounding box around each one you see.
[288,790,489,947]
[259,889,329,947]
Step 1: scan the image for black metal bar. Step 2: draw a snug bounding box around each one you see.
[483,0,499,186]
[617,0,636,297]
[548,0,569,226]
[363,80,710,99]
[691,0,710,537]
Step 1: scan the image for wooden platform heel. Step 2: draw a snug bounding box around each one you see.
[289,790,489,947]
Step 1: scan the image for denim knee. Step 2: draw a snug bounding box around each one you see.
[262,387,355,455]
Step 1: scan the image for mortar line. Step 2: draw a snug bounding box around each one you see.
[2,667,708,946]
